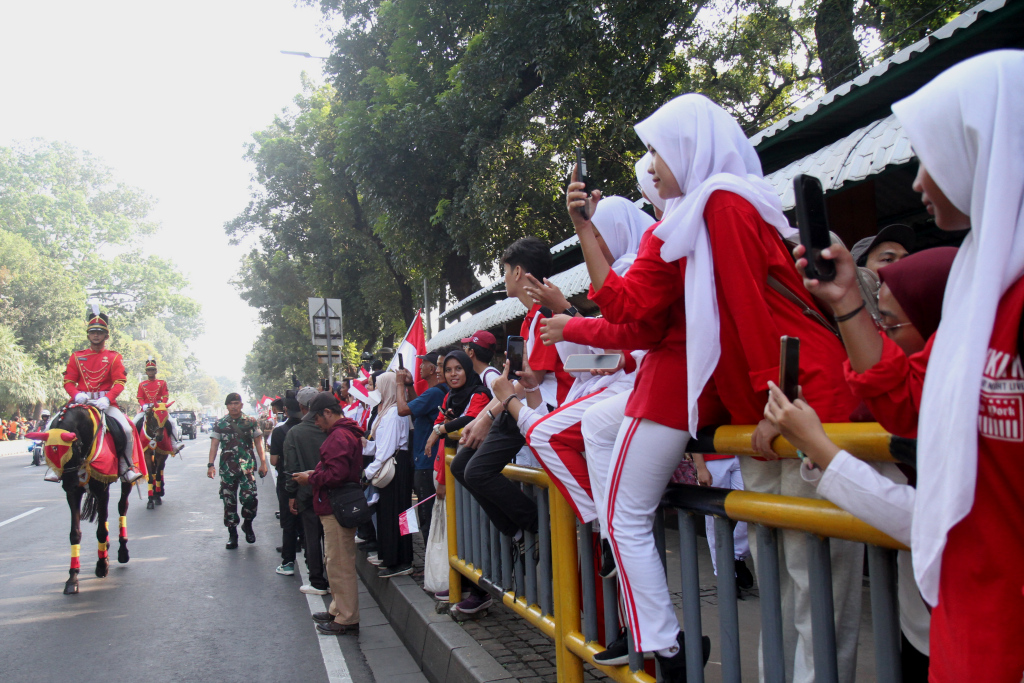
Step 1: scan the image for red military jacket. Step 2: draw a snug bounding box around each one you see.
[64,348,127,408]
[137,378,169,407]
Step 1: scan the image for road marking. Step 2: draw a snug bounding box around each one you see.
[0,507,44,528]
[296,558,354,683]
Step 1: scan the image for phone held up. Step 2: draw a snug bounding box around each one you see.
[506,336,525,379]
[575,146,593,220]
[793,174,836,282]
[779,336,800,402]
[397,354,404,370]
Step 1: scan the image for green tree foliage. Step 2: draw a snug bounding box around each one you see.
[0,325,48,411]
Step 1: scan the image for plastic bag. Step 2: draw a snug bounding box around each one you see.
[423,497,449,593]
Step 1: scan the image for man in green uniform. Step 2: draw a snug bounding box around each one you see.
[208,393,269,549]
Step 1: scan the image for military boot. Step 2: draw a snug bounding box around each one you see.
[226,526,239,550]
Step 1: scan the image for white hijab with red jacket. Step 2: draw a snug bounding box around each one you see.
[893,49,1024,606]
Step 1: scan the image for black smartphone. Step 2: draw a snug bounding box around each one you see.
[575,146,592,220]
[779,336,800,402]
[793,174,836,282]
[507,336,525,378]
[398,354,404,369]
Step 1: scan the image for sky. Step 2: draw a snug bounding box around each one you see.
[0,0,337,387]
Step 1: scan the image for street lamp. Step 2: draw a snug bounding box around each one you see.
[280,50,328,60]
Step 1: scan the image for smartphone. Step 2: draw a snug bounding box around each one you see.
[563,354,621,372]
[793,174,836,282]
[506,336,525,378]
[538,306,553,319]
[779,336,800,402]
[575,146,592,220]
[398,354,404,369]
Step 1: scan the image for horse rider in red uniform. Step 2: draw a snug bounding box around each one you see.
[134,357,183,454]
[52,307,143,484]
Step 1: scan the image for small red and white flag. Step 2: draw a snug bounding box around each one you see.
[398,494,435,536]
[359,366,370,380]
[348,378,379,408]
[388,310,428,395]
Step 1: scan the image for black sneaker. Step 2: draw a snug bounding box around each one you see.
[654,631,712,683]
[735,559,754,590]
[599,539,617,580]
[378,563,414,578]
[593,628,653,666]
[241,520,256,544]
[311,611,334,624]
[453,592,493,614]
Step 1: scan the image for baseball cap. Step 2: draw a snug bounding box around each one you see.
[295,386,318,407]
[308,391,342,414]
[461,330,497,348]
[416,351,442,365]
[850,224,915,267]
[224,392,242,405]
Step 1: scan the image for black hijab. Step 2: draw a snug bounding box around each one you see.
[443,350,489,417]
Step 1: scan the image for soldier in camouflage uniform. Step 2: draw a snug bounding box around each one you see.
[208,393,269,549]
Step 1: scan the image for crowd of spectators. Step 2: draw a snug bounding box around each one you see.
[262,50,1021,683]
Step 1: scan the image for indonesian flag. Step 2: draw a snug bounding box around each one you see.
[349,379,373,406]
[359,366,370,380]
[398,494,435,535]
[387,310,428,395]
[259,395,272,408]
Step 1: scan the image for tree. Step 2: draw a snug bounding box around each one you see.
[0,325,48,412]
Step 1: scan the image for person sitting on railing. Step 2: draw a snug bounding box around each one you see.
[776,49,1024,683]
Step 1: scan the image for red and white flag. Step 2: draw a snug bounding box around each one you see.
[388,310,428,395]
[348,379,377,407]
[398,494,435,535]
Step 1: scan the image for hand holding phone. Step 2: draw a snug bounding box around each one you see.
[779,336,800,402]
[506,336,525,378]
[397,354,404,370]
[575,147,593,220]
[793,174,836,282]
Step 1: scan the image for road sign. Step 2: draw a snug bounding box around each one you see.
[308,298,342,346]
[316,351,344,364]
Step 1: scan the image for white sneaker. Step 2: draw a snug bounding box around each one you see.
[300,584,329,595]
[275,562,295,576]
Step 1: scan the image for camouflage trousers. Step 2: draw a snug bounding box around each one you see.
[219,468,258,528]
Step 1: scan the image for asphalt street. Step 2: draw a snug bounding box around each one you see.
[0,436,380,683]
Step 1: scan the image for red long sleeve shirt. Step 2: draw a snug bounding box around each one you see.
[137,378,169,406]
[843,332,933,438]
[308,418,364,517]
[587,225,692,430]
[704,191,858,426]
[64,348,127,407]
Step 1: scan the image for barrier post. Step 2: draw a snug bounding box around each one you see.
[445,448,461,606]
[549,484,584,683]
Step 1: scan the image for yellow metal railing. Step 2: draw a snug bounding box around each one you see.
[444,422,907,683]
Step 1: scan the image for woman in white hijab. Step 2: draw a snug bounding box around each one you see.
[793,49,1024,683]
[568,94,863,683]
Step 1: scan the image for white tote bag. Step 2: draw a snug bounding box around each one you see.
[422,498,449,593]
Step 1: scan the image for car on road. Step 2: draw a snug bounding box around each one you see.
[172,411,198,439]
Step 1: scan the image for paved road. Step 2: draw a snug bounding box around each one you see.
[0,437,379,683]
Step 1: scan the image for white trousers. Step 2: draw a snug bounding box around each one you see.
[604,415,691,653]
[581,389,631,538]
[703,456,749,573]
[742,458,863,683]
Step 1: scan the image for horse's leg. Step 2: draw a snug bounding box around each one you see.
[117,481,131,563]
[145,448,156,509]
[64,481,84,594]
[94,481,110,578]
[156,453,167,504]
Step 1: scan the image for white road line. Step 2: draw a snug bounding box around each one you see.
[0,507,44,528]
[296,556,353,683]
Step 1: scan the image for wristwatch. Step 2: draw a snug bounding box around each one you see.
[207,463,215,468]
[433,424,445,436]
[562,305,579,317]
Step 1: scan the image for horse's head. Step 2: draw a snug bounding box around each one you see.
[148,401,172,429]
[28,405,94,477]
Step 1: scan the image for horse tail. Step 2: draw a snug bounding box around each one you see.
[82,490,99,523]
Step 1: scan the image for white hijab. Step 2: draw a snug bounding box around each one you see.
[635,152,666,212]
[635,94,795,429]
[590,195,654,276]
[892,49,1024,606]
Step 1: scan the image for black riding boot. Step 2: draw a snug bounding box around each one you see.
[226,526,238,550]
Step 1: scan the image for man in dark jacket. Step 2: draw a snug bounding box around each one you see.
[285,387,329,595]
[271,396,303,577]
[293,392,364,636]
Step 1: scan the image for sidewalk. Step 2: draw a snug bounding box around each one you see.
[363,510,882,683]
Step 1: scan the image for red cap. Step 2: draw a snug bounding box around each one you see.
[461,330,497,348]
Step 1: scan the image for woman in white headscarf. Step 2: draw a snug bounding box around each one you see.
[362,372,413,578]
[566,94,863,682]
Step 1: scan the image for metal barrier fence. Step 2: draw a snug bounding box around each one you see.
[444,423,911,683]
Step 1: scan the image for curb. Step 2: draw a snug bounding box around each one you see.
[355,548,516,683]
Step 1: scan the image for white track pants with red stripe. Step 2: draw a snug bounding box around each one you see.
[605,416,691,653]
[580,389,631,537]
[526,388,610,523]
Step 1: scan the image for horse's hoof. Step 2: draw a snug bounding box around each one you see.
[64,581,79,595]
[96,559,109,578]
[118,543,129,564]
[155,496,162,506]
[146,499,154,510]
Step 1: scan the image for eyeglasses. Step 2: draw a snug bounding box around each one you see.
[875,319,913,334]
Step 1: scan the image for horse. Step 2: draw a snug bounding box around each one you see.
[136,401,173,510]
[27,404,136,595]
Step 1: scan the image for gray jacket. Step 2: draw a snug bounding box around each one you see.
[283,418,328,511]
